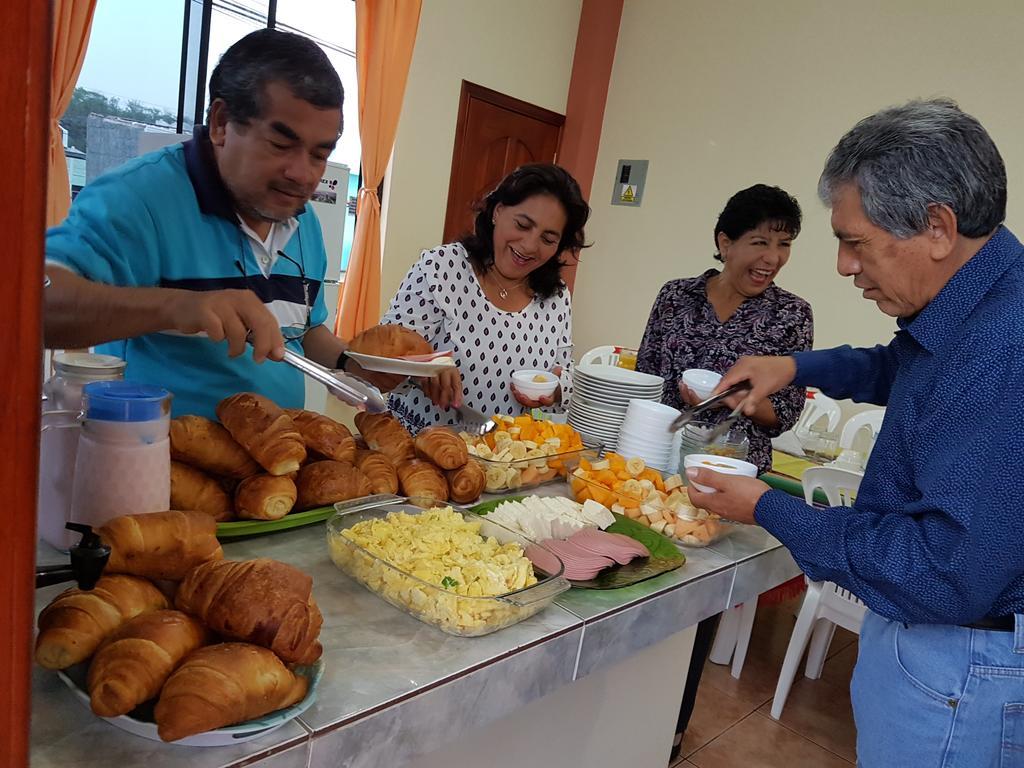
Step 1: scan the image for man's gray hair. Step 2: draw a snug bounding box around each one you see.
[818,98,1006,239]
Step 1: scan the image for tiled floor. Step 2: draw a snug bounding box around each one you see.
[672,598,859,767]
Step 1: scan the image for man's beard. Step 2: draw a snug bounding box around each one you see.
[237,199,290,224]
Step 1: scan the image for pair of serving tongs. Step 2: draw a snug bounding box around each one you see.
[668,380,752,442]
[280,348,389,413]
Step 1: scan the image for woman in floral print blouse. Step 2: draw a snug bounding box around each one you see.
[637,184,814,475]
[648,184,814,764]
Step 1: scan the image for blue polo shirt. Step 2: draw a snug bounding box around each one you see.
[755,226,1024,625]
[46,128,329,418]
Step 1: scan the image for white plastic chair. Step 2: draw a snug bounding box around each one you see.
[839,408,885,452]
[793,390,842,440]
[769,466,867,720]
[708,598,758,679]
[578,345,621,367]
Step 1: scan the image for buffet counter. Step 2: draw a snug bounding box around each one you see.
[30,487,799,768]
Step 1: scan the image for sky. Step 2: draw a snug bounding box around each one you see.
[77,0,360,170]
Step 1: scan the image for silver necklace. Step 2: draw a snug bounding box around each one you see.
[489,268,526,300]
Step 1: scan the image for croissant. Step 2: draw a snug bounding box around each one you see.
[35,575,169,670]
[348,323,433,358]
[354,449,399,495]
[235,474,297,520]
[170,461,234,522]
[169,415,261,479]
[98,510,224,581]
[295,460,373,510]
[446,460,486,504]
[88,609,209,717]
[216,393,306,476]
[283,408,357,463]
[414,426,469,470]
[396,459,449,504]
[175,558,323,664]
[354,412,415,465]
[155,643,308,742]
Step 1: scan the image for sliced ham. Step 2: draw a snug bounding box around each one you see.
[523,521,652,580]
[568,528,650,565]
[542,539,615,581]
[524,543,563,576]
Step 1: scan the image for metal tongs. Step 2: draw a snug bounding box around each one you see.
[280,348,388,413]
[668,379,752,442]
[409,379,495,436]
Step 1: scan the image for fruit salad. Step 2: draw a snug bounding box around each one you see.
[568,452,732,547]
[460,415,587,493]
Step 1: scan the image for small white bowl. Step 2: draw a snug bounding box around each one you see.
[682,369,722,401]
[512,369,559,399]
[683,453,758,494]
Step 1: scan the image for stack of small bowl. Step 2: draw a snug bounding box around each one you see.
[615,399,683,472]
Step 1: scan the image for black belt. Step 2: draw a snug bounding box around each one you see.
[962,615,1016,632]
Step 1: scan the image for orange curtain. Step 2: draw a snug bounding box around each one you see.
[47,0,98,227]
[335,0,422,340]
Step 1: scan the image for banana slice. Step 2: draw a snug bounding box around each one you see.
[622,479,643,497]
[485,467,507,491]
[509,442,528,460]
[626,457,646,476]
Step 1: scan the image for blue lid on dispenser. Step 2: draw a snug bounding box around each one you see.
[82,381,172,422]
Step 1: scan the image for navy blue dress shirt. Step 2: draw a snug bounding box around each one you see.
[755,226,1024,625]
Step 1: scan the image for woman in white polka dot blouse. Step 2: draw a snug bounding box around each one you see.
[382,164,591,432]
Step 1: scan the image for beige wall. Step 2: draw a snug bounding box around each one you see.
[328,0,582,427]
[379,0,583,307]
[573,0,1024,363]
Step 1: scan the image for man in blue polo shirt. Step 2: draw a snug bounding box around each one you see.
[44,29,400,418]
[688,99,1024,766]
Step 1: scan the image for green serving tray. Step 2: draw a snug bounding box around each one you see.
[216,505,336,539]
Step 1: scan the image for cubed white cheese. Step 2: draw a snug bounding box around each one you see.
[581,498,616,529]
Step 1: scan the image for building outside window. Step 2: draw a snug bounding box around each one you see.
[66,0,360,273]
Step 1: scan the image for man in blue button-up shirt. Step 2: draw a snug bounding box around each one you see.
[688,100,1024,766]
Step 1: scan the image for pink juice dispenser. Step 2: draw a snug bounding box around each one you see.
[68,382,172,531]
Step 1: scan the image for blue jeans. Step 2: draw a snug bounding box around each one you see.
[852,611,1024,767]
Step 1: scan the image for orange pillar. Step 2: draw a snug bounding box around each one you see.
[558,0,624,291]
[0,0,50,765]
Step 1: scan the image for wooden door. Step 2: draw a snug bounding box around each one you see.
[1,0,50,765]
[442,81,564,243]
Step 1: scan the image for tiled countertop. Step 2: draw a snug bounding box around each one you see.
[30,490,798,767]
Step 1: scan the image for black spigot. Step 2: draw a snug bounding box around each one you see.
[35,523,111,590]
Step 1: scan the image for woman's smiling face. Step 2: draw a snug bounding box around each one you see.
[717,222,795,297]
[491,193,567,280]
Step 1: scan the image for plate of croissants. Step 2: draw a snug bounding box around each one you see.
[346,323,455,376]
[36,510,326,745]
[168,391,486,539]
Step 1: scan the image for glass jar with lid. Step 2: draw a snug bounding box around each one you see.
[43,352,126,411]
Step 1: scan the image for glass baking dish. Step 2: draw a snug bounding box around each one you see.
[470,441,600,494]
[326,495,570,636]
[564,450,736,548]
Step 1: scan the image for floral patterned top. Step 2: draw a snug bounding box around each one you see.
[636,269,814,473]
[381,243,573,432]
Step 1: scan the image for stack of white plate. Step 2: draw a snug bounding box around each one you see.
[568,364,664,449]
[616,399,684,472]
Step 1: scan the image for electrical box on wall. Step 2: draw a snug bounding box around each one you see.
[610,159,648,207]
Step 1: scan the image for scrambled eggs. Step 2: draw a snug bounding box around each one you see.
[328,507,541,635]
